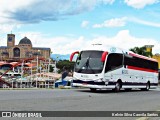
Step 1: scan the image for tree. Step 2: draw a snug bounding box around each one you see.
[56,60,75,73]
[49,65,54,72]
[129,46,152,57]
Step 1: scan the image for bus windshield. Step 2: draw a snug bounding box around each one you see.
[75,51,104,74]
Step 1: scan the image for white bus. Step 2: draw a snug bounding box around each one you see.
[70,45,158,92]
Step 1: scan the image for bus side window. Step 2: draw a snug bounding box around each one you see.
[124,56,158,71]
[124,56,134,66]
[105,53,123,73]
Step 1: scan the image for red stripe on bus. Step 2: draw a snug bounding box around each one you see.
[127,66,158,73]
[129,53,157,62]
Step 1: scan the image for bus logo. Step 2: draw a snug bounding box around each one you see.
[122,70,128,74]
[110,47,116,53]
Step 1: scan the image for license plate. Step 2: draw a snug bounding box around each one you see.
[82,83,87,85]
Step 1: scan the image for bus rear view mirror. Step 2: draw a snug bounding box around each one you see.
[101,51,108,62]
[70,51,79,62]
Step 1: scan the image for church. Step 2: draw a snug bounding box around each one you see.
[0,33,51,62]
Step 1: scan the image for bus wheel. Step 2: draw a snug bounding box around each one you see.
[90,88,97,92]
[145,82,150,91]
[141,82,150,91]
[114,82,121,92]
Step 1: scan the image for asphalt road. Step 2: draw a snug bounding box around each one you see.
[0,88,160,120]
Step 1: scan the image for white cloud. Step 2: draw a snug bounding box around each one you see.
[0,0,114,34]
[0,0,34,33]
[93,17,127,28]
[0,24,21,34]
[16,32,44,45]
[81,21,89,28]
[124,0,159,9]
[7,30,159,55]
[101,0,115,4]
[0,0,115,24]
[129,17,160,27]
[93,16,160,28]
[0,0,35,23]
[0,37,7,46]
[9,32,86,55]
[85,30,159,54]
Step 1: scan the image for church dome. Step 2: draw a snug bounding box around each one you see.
[19,37,32,45]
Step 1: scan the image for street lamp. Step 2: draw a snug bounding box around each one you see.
[54,56,58,73]
[21,60,24,88]
[36,50,40,88]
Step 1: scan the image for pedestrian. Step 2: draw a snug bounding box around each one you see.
[61,66,68,82]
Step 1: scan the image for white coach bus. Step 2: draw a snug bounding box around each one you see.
[70,45,158,92]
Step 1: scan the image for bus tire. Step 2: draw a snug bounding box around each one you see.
[141,82,150,91]
[145,82,150,91]
[114,81,121,92]
[90,88,97,92]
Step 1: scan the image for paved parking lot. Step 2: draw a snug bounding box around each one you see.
[0,88,160,120]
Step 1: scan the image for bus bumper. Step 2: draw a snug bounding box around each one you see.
[72,83,115,89]
[72,79,116,89]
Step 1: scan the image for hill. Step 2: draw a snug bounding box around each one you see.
[51,54,70,60]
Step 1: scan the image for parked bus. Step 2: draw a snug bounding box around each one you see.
[70,45,158,92]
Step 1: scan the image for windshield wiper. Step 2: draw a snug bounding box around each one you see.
[78,56,95,74]
[77,57,89,72]
[85,57,89,68]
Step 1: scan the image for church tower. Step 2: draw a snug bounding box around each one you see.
[7,34,15,47]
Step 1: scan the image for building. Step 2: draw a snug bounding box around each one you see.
[152,54,160,69]
[144,45,160,69]
[0,34,51,62]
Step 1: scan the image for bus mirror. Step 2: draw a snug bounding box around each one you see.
[101,51,108,62]
[70,51,79,62]
[78,53,81,60]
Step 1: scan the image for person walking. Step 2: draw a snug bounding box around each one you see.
[61,66,68,82]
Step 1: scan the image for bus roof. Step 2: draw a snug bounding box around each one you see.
[80,44,157,62]
[81,45,124,54]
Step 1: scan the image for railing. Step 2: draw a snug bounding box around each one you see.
[0,57,45,88]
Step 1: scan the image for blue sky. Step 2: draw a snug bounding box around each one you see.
[0,0,160,54]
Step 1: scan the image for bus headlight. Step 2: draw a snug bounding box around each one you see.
[105,81,108,85]
[96,78,103,82]
[72,76,78,80]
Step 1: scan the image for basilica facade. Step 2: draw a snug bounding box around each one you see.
[0,34,51,61]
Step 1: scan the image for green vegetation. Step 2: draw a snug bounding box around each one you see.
[49,65,54,72]
[129,46,152,57]
[56,60,75,73]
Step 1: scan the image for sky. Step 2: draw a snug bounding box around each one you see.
[0,0,160,55]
